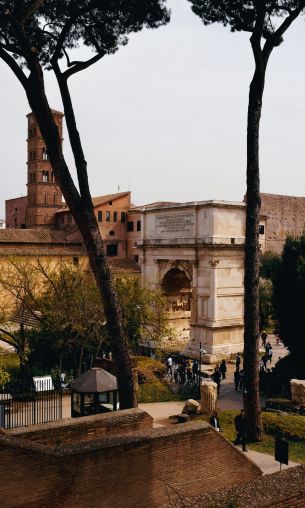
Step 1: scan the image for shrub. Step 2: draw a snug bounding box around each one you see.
[262,412,305,442]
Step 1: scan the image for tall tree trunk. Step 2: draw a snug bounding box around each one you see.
[243,67,265,441]
[25,69,137,409]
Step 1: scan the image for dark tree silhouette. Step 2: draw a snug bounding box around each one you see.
[0,0,170,409]
[187,0,305,440]
[274,235,305,356]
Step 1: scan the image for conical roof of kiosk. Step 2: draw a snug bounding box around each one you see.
[71,368,117,393]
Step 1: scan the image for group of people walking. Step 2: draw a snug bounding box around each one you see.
[165,356,200,385]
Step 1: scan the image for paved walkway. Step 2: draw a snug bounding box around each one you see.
[140,339,300,475]
[218,336,286,410]
[246,449,299,475]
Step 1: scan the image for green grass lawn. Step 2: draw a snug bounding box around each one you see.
[0,347,20,373]
[199,410,305,464]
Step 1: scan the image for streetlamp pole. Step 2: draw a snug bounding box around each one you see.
[198,342,202,399]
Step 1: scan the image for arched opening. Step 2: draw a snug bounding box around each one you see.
[42,147,48,160]
[162,267,191,312]
[42,170,49,182]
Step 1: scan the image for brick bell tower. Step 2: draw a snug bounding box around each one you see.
[26,110,63,228]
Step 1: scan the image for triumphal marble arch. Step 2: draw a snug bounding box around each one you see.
[138,201,245,362]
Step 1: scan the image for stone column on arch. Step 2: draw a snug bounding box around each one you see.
[208,259,219,323]
[191,260,198,322]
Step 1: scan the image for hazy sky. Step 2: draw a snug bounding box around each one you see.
[0,0,305,218]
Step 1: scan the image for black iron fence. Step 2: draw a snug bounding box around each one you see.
[0,378,62,430]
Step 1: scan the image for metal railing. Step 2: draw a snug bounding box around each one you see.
[0,378,62,430]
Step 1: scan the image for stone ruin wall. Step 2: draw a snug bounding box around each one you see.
[0,411,261,508]
[261,193,305,255]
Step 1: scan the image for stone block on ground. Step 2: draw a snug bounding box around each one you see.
[290,379,305,404]
[182,399,200,415]
[200,380,217,414]
[177,414,190,423]
[169,414,190,424]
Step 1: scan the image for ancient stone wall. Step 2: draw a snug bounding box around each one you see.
[10,408,153,446]
[261,193,305,254]
[0,415,261,508]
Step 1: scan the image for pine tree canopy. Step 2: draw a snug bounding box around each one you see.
[188,1,305,40]
[0,1,170,72]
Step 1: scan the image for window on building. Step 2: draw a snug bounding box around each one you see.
[113,211,118,222]
[127,221,134,232]
[72,257,79,266]
[106,211,110,222]
[42,147,48,160]
[106,244,118,256]
[28,126,37,138]
[133,255,139,263]
[259,224,265,235]
[121,211,126,223]
[109,200,112,205]
[98,211,102,222]
[109,230,115,236]
[42,170,49,182]
[137,220,141,232]
[51,171,55,182]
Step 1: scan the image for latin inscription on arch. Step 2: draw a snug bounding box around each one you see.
[156,213,194,235]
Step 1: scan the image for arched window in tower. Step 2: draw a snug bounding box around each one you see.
[42,170,49,182]
[51,171,55,182]
[42,147,48,160]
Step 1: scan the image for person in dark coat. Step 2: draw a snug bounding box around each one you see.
[235,353,241,369]
[219,359,227,379]
[234,367,240,391]
[209,411,220,431]
[234,409,247,451]
[192,360,199,380]
[261,330,268,348]
[212,366,221,394]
